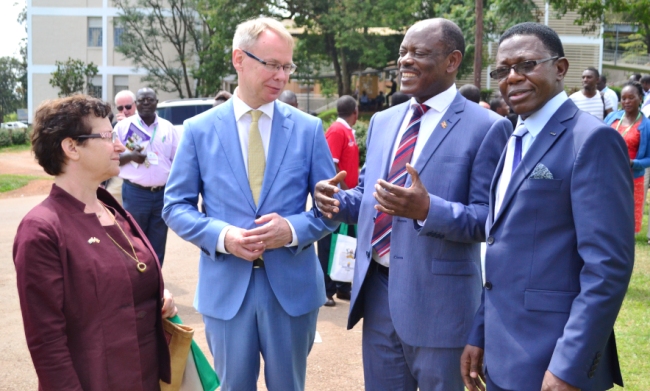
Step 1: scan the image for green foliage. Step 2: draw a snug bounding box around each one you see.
[0,56,25,125]
[4,112,17,122]
[480,89,494,102]
[549,0,650,54]
[317,108,338,123]
[0,129,12,147]
[353,120,369,167]
[49,58,98,97]
[0,174,37,193]
[10,128,27,145]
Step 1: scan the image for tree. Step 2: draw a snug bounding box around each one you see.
[549,0,650,54]
[0,57,24,122]
[49,58,99,97]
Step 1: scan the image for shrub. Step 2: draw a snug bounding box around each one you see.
[11,129,27,145]
[317,108,337,124]
[0,129,12,147]
[353,120,369,167]
[480,89,493,102]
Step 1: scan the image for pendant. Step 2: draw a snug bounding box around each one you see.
[144,158,150,168]
[137,262,147,272]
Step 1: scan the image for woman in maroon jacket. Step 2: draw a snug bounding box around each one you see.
[13,95,173,390]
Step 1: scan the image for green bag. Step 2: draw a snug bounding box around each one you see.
[327,224,357,282]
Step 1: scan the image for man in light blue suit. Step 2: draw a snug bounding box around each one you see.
[461,23,634,391]
[314,18,512,390]
[162,17,337,391]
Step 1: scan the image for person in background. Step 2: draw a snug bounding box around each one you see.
[318,95,359,307]
[459,83,481,103]
[604,81,650,234]
[360,90,371,111]
[570,67,613,120]
[116,88,180,267]
[597,75,619,112]
[490,95,517,129]
[214,90,233,107]
[14,95,176,391]
[640,75,650,109]
[279,90,299,108]
[390,91,410,107]
[462,22,633,391]
[375,91,386,110]
[630,73,642,83]
[105,90,138,204]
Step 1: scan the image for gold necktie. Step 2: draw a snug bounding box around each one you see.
[248,110,265,205]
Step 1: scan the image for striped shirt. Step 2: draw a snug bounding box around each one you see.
[569,91,612,120]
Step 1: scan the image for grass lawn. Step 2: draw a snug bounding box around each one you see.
[614,212,650,390]
[0,174,43,193]
[0,143,31,153]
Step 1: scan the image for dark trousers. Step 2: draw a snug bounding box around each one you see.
[317,225,354,298]
[122,181,168,265]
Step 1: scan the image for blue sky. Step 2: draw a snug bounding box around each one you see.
[0,1,27,59]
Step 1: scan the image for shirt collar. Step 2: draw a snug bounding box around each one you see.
[135,113,159,129]
[408,84,457,113]
[516,91,568,138]
[233,88,275,122]
[335,117,352,129]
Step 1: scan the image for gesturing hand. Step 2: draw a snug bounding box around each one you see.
[241,213,293,250]
[374,163,430,221]
[541,371,580,391]
[314,171,347,218]
[460,344,485,391]
[224,226,265,261]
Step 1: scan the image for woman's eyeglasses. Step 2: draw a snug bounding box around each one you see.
[116,104,133,112]
[75,131,119,143]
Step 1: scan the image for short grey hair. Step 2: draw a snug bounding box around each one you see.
[232,17,294,51]
[114,90,136,105]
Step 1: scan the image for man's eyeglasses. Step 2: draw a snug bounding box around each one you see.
[117,104,133,112]
[75,131,119,143]
[489,56,559,81]
[242,50,297,75]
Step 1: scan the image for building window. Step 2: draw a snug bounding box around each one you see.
[88,17,102,47]
[114,26,124,47]
[113,75,129,100]
[89,76,103,98]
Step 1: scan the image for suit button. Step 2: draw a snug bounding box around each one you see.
[486,236,494,245]
[366,251,371,258]
[485,281,493,290]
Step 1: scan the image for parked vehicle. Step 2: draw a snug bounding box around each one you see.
[1,121,28,130]
[156,98,214,132]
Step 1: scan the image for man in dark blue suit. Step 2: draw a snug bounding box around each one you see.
[315,18,512,390]
[461,23,634,391]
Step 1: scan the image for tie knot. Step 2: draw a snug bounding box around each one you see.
[412,103,429,118]
[514,124,528,138]
[250,110,263,123]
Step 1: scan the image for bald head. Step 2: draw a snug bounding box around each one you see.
[279,90,298,108]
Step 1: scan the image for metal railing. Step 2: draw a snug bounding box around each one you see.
[603,49,650,66]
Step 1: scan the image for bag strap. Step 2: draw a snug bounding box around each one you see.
[339,223,348,236]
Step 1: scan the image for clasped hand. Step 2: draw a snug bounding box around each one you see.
[224,213,292,261]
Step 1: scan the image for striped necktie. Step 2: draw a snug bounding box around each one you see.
[248,110,264,205]
[371,103,429,257]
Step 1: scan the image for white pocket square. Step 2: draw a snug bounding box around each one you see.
[530,163,554,179]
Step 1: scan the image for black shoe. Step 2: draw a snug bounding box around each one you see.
[324,297,336,307]
[336,291,351,301]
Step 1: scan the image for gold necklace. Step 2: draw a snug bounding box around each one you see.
[102,204,147,272]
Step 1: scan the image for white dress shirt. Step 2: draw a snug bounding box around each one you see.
[217,90,298,254]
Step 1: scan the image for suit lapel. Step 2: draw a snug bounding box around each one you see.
[258,102,294,209]
[492,101,576,227]
[213,101,256,212]
[408,93,465,185]
[487,148,508,231]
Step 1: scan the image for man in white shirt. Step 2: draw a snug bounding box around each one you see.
[597,75,618,112]
[569,67,612,120]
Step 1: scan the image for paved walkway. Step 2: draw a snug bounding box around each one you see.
[0,194,364,390]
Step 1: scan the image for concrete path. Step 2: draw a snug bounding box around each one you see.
[0,194,364,390]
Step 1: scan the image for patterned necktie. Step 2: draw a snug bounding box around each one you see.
[371,103,429,257]
[248,110,264,205]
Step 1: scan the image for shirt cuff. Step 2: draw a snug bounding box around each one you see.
[217,225,233,254]
[284,219,298,247]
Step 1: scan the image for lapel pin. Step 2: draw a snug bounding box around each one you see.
[441,121,448,129]
[550,132,556,136]
[88,237,100,244]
